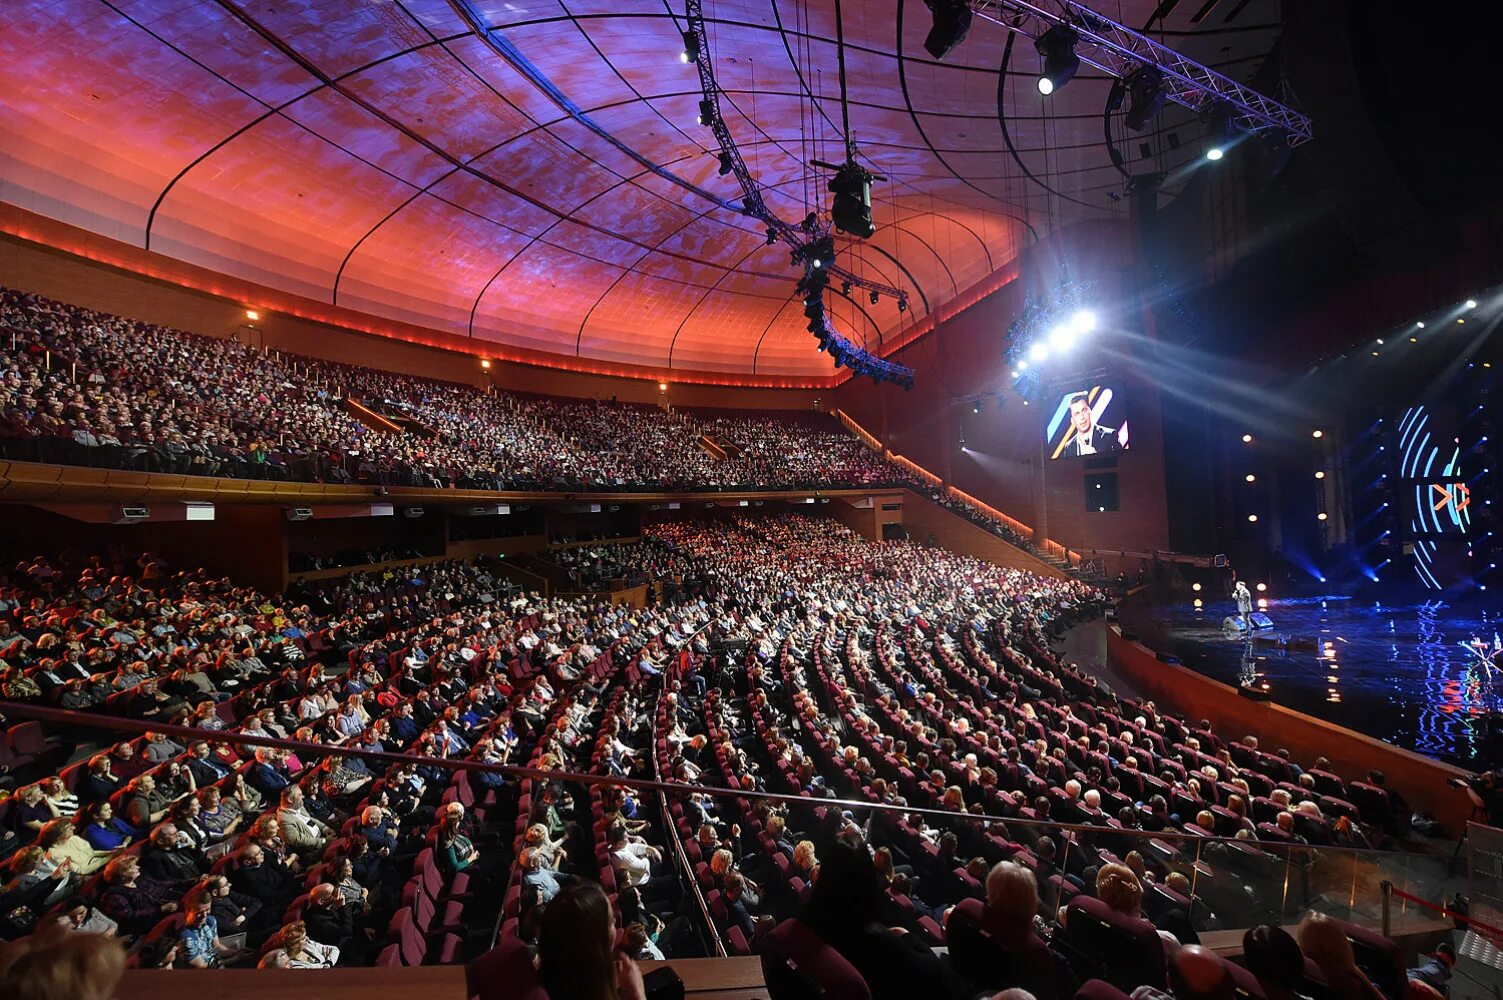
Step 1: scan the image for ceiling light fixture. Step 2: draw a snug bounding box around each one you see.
[923,0,973,60]
[1035,25,1080,95]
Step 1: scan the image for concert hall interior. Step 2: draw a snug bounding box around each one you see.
[3,3,1503,1000]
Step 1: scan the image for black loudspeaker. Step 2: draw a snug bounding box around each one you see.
[1155,651,1182,665]
[1287,635,1320,653]
[1222,616,1247,633]
[1238,684,1273,701]
[1249,612,1275,630]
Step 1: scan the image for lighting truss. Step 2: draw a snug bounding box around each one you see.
[684,1,916,386]
[968,0,1312,145]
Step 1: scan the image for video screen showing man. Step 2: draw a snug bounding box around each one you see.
[1047,386,1129,459]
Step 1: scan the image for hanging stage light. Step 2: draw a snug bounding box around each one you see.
[1035,25,1080,95]
[828,161,876,238]
[680,30,699,64]
[923,0,973,60]
[1124,66,1167,131]
[717,151,733,175]
[765,228,778,246]
[697,98,715,126]
[870,290,880,305]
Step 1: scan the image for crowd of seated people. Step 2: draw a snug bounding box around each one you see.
[0,289,919,494]
[0,513,1447,1000]
[0,538,732,971]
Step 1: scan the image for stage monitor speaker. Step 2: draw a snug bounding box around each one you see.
[1154,651,1182,665]
[1222,616,1247,633]
[1249,612,1275,630]
[1238,684,1272,701]
[1251,633,1285,648]
[1287,636,1320,653]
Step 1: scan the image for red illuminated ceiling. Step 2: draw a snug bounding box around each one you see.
[0,0,1281,380]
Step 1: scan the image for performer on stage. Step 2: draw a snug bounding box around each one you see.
[1233,581,1253,627]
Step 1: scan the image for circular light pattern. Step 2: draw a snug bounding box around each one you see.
[1192,582,1202,592]
[1245,474,1256,483]
[1206,147,1224,161]
[1038,77,1055,95]
[1242,434,1253,443]
[1466,299,1478,309]
[1248,514,1259,523]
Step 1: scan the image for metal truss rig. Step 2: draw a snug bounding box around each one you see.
[683,0,910,308]
[970,0,1313,145]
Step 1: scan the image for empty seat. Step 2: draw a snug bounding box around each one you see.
[760,918,871,1000]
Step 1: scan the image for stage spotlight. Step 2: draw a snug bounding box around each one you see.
[829,161,877,238]
[1035,25,1080,95]
[1315,470,1326,479]
[245,309,260,321]
[1417,321,1426,328]
[1245,474,1256,483]
[697,98,715,126]
[897,297,908,313]
[657,382,668,391]
[1318,512,1329,521]
[1205,147,1224,161]
[1312,429,1323,438]
[1016,360,1029,371]
[1466,299,1478,309]
[680,30,699,63]
[765,228,778,246]
[1192,582,1202,591]
[1193,599,1203,609]
[1069,309,1097,335]
[923,0,973,60]
[971,401,982,415]
[717,151,732,175]
[1047,324,1075,350]
[1242,434,1253,443]
[1248,514,1258,523]
[1257,598,1268,609]
[841,281,852,295]
[1124,66,1166,131]
[480,359,492,369]
[869,290,880,305]
[1256,583,1267,592]
[1028,343,1050,362]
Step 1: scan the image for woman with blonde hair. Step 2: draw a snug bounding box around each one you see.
[524,823,565,869]
[37,819,113,876]
[268,920,339,969]
[790,840,818,883]
[1298,912,1383,1000]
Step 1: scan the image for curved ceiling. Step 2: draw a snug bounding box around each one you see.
[0,0,1283,380]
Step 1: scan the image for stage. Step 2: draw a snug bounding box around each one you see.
[1117,593,1503,769]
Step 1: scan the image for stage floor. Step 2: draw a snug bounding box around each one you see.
[1118,595,1503,769]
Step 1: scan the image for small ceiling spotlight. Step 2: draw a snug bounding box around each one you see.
[1312,429,1324,438]
[697,98,715,126]
[244,309,260,321]
[717,151,732,175]
[1466,299,1478,309]
[680,30,699,63]
[869,290,880,305]
[1035,25,1080,95]
[1242,434,1253,443]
